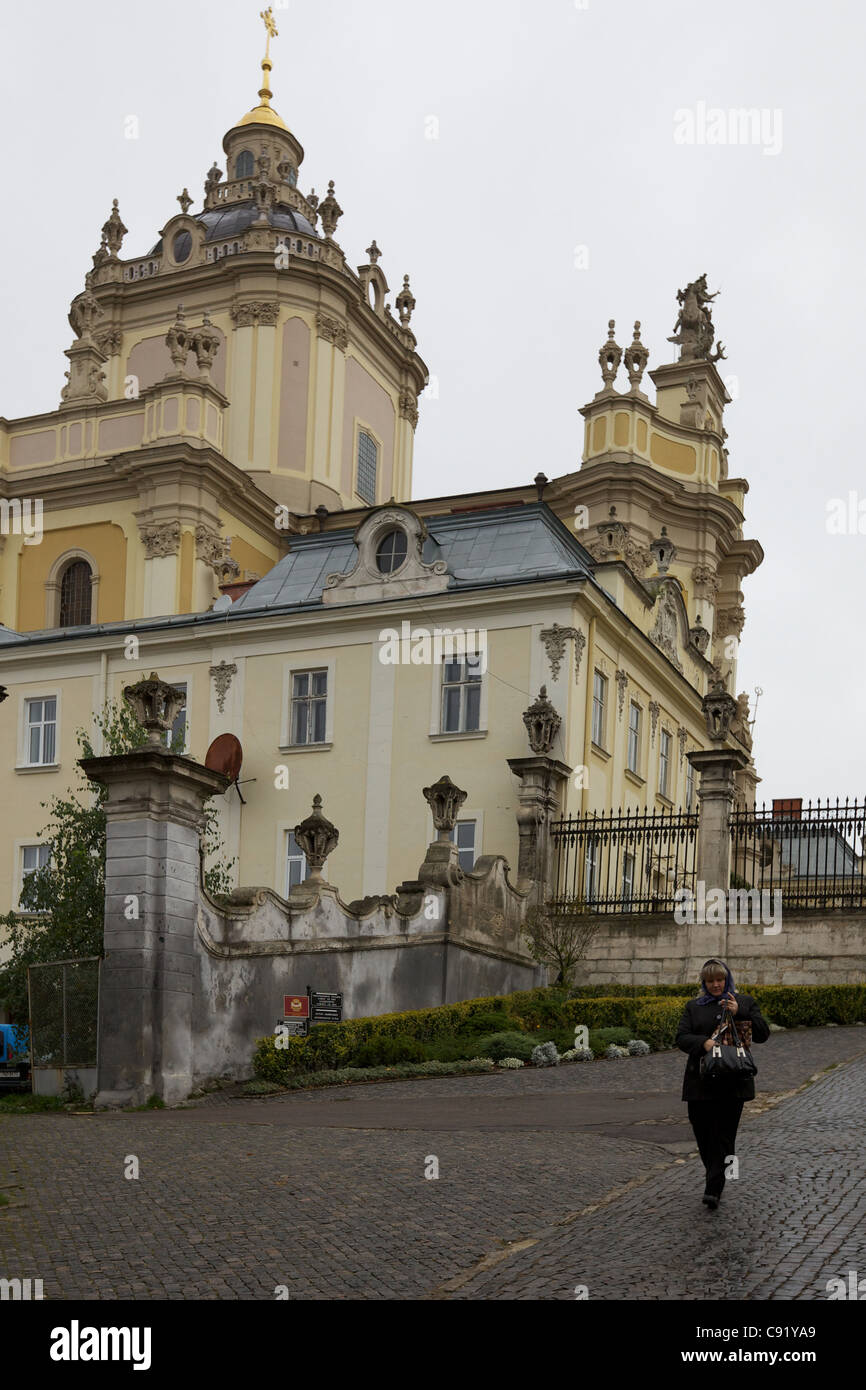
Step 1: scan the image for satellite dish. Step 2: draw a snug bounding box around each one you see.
[212,594,233,612]
[205,733,243,783]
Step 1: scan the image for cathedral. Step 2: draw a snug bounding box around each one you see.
[0,14,762,919]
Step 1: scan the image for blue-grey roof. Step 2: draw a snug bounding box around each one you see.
[231,503,594,613]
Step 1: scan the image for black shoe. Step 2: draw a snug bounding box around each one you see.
[702,1194,719,1210]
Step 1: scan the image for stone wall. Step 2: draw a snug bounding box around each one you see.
[574,912,866,987]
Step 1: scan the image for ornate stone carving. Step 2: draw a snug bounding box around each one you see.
[293,795,339,885]
[649,586,684,672]
[667,274,726,363]
[398,389,419,428]
[165,304,191,372]
[123,671,185,747]
[315,312,348,351]
[677,726,688,766]
[649,527,676,575]
[94,328,122,357]
[598,319,622,390]
[204,162,223,196]
[318,180,343,238]
[730,692,753,752]
[395,274,415,326]
[230,300,280,328]
[102,198,127,256]
[691,563,719,600]
[702,674,737,742]
[689,614,711,655]
[615,669,628,718]
[190,310,220,376]
[422,774,467,837]
[68,274,104,340]
[177,188,193,214]
[623,320,649,391]
[585,507,651,578]
[522,687,561,755]
[209,661,238,714]
[540,623,576,683]
[141,521,181,558]
[649,700,660,745]
[195,524,225,572]
[716,605,746,638]
[573,628,586,683]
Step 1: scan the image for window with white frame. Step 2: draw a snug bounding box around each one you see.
[285,831,309,894]
[356,431,378,505]
[164,683,187,752]
[627,701,641,773]
[290,670,328,745]
[24,697,57,765]
[441,655,482,733]
[621,851,635,907]
[686,758,695,812]
[591,671,607,748]
[447,819,477,872]
[659,728,672,798]
[19,843,50,909]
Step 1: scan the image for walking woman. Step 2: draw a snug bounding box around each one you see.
[676,959,770,1209]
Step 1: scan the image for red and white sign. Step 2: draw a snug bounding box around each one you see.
[284,994,310,1019]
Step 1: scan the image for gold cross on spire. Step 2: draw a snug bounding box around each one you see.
[261,7,278,59]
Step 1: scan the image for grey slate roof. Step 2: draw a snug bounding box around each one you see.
[231,503,594,613]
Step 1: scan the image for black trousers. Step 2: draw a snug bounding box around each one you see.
[688,1098,744,1197]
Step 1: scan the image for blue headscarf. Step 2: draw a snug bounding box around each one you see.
[696,958,736,1007]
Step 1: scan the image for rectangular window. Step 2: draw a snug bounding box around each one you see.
[19,843,51,909]
[285,831,309,894]
[356,431,378,505]
[621,851,635,907]
[164,683,187,752]
[627,701,641,773]
[591,671,607,748]
[686,759,695,812]
[291,670,328,745]
[659,729,672,798]
[448,820,477,872]
[25,697,57,765]
[441,655,482,733]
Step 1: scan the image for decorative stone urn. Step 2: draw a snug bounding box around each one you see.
[422,774,467,841]
[293,794,339,884]
[702,675,737,742]
[522,687,561,755]
[122,672,186,747]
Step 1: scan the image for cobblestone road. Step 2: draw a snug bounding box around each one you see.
[1,1027,863,1300]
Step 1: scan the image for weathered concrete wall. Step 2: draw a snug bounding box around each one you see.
[191,856,540,1086]
[574,912,866,987]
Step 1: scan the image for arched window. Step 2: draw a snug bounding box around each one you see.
[59,560,92,627]
[356,431,378,505]
[235,150,254,178]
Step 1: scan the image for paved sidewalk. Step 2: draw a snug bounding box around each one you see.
[1,1026,863,1300]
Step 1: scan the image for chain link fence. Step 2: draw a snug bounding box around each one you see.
[27,957,100,1070]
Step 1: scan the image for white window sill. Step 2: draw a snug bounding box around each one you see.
[429,730,488,742]
[15,763,61,774]
[278,742,333,754]
[625,768,645,788]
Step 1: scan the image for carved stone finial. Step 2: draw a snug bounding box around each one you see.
[177,188,193,215]
[395,273,415,326]
[702,672,737,742]
[318,181,343,238]
[122,672,185,748]
[190,309,220,378]
[598,319,622,390]
[689,614,711,655]
[668,274,726,363]
[293,795,339,885]
[534,472,548,501]
[624,319,649,391]
[165,304,190,374]
[522,687,562,755]
[649,526,677,575]
[422,774,468,840]
[101,198,128,256]
[366,239,382,264]
[204,162,223,196]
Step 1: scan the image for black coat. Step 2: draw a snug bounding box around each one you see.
[676,993,770,1102]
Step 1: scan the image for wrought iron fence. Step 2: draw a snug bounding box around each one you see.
[27,957,100,1069]
[549,807,698,913]
[730,799,866,910]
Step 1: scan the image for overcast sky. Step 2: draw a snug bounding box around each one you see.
[0,0,861,805]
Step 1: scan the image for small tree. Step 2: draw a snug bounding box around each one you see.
[521,902,602,987]
[0,700,235,1020]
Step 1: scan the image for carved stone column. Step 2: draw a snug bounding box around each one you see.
[506,755,572,903]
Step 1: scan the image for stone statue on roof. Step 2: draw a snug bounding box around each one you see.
[668,274,726,363]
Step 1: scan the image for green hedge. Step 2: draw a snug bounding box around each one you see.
[568,983,695,998]
[748,985,866,1027]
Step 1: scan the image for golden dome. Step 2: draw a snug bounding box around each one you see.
[237,101,288,131]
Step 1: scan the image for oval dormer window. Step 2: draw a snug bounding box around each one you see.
[235,150,255,178]
[172,231,192,263]
[376,530,408,575]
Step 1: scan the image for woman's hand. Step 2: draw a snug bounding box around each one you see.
[703,1038,716,1051]
[725,994,739,1014]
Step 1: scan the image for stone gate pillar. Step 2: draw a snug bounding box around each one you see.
[81,675,227,1107]
[508,684,572,904]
